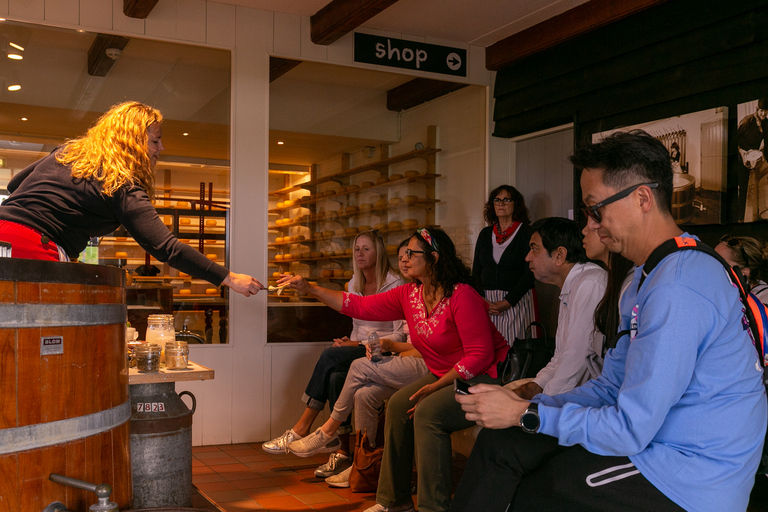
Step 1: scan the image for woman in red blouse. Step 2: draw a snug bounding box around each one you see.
[278,227,508,512]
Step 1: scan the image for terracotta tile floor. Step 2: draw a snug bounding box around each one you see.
[192,440,468,511]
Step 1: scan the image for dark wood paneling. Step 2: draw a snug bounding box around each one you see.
[310,0,400,45]
[270,57,302,83]
[486,0,670,71]
[123,0,159,18]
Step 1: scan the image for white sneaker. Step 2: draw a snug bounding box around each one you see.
[261,429,302,454]
[362,502,415,512]
[315,452,351,478]
[325,465,352,487]
[287,427,340,457]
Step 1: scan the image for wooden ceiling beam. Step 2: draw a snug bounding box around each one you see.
[311,0,400,46]
[87,34,130,77]
[387,78,468,112]
[270,57,302,82]
[123,0,159,19]
[486,0,670,71]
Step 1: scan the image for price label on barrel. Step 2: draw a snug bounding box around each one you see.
[137,402,166,413]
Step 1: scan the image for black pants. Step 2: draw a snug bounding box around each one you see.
[449,427,686,512]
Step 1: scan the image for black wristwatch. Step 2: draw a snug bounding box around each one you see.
[520,402,540,434]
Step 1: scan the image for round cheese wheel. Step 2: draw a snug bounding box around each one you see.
[335,250,347,256]
[275,237,284,243]
[345,282,349,291]
[389,197,403,206]
[115,251,128,258]
[276,201,285,208]
[347,184,360,192]
[206,288,219,295]
[284,199,294,207]
[360,203,373,211]
[403,218,419,228]
[335,228,346,236]
[180,218,191,225]
[176,201,190,209]
[205,219,218,227]
[360,181,374,188]
[358,225,372,232]
[179,289,192,295]
[389,174,403,181]
[388,221,403,230]
[283,253,294,261]
[346,227,358,235]
[296,235,306,241]
[345,206,359,214]
[284,235,294,242]
[272,272,282,278]
[324,251,336,257]
[374,199,388,209]
[333,269,345,277]
[179,272,190,278]
[275,254,284,261]
[344,270,354,277]
[404,195,418,204]
[323,230,334,237]
[337,186,348,194]
[345,248,354,255]
[374,222,387,231]
[321,269,334,278]
[375,176,389,185]
[206,253,217,260]
[404,170,420,178]
[311,251,322,259]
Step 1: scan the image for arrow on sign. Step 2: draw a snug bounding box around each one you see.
[446,53,462,71]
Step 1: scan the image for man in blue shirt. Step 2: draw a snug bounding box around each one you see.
[450,130,767,512]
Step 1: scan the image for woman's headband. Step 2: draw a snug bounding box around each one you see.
[416,227,439,253]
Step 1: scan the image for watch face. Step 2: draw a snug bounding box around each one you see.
[521,409,540,432]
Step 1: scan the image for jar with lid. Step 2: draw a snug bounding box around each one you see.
[146,314,175,362]
[135,344,162,372]
[165,341,189,370]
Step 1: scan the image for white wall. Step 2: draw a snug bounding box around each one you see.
[1,0,493,445]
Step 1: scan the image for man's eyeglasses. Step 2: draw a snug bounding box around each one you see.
[493,197,513,204]
[720,235,750,267]
[582,182,659,224]
[403,249,428,259]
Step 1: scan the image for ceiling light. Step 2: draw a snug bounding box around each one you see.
[20,117,27,121]
[277,141,284,145]
[7,54,22,60]
[9,42,24,52]
[182,132,189,136]
[0,18,5,22]
[7,84,21,91]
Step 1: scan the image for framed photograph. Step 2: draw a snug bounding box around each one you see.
[593,106,728,226]
[733,99,768,223]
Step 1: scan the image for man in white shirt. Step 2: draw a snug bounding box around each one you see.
[513,217,607,400]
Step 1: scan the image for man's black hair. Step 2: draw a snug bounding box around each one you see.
[530,217,587,264]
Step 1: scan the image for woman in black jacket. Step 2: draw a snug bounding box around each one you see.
[472,185,537,344]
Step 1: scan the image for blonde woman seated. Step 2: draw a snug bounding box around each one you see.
[262,230,405,480]
[288,240,429,489]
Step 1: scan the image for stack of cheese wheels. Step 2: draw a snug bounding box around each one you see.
[403,219,419,228]
[404,170,420,178]
[333,269,345,277]
[388,220,403,230]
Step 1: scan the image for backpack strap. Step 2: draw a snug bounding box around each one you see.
[638,237,764,367]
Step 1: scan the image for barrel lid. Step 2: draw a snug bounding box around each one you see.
[0,259,125,286]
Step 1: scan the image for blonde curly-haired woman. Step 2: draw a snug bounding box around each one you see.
[0,101,262,296]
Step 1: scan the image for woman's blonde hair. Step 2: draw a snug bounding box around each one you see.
[352,230,394,294]
[56,101,163,198]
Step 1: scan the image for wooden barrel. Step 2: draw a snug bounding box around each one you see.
[0,259,131,511]
[671,173,696,224]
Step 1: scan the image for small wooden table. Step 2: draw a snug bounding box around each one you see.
[129,361,214,384]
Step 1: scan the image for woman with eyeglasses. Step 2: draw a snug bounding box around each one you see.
[472,185,537,345]
[286,239,430,490]
[262,230,406,481]
[715,235,768,304]
[278,227,509,512]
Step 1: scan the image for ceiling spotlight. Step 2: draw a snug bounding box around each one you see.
[277,141,284,145]
[7,54,22,60]
[105,48,122,60]
[7,85,21,91]
[182,132,189,136]
[20,117,28,121]
[9,42,24,52]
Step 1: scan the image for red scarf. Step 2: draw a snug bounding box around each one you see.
[494,221,520,245]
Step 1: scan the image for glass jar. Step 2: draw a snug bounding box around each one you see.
[146,314,175,362]
[165,341,189,370]
[135,344,162,372]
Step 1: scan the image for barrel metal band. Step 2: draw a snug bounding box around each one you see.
[0,304,126,328]
[0,400,131,454]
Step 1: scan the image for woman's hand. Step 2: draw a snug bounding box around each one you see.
[488,299,511,315]
[380,337,393,353]
[333,336,357,347]
[223,272,265,297]
[276,274,312,294]
[407,382,438,418]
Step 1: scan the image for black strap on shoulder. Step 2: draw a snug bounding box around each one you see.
[638,236,762,366]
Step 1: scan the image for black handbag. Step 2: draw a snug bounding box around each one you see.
[512,321,555,379]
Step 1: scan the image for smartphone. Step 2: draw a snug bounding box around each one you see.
[454,378,471,395]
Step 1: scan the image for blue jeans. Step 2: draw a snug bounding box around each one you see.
[301,345,366,432]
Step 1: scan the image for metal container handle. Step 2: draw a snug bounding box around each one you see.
[178,390,196,415]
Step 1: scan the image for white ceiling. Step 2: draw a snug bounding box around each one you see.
[207,0,588,47]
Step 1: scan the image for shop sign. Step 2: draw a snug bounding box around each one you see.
[354,33,467,77]
[41,336,63,356]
